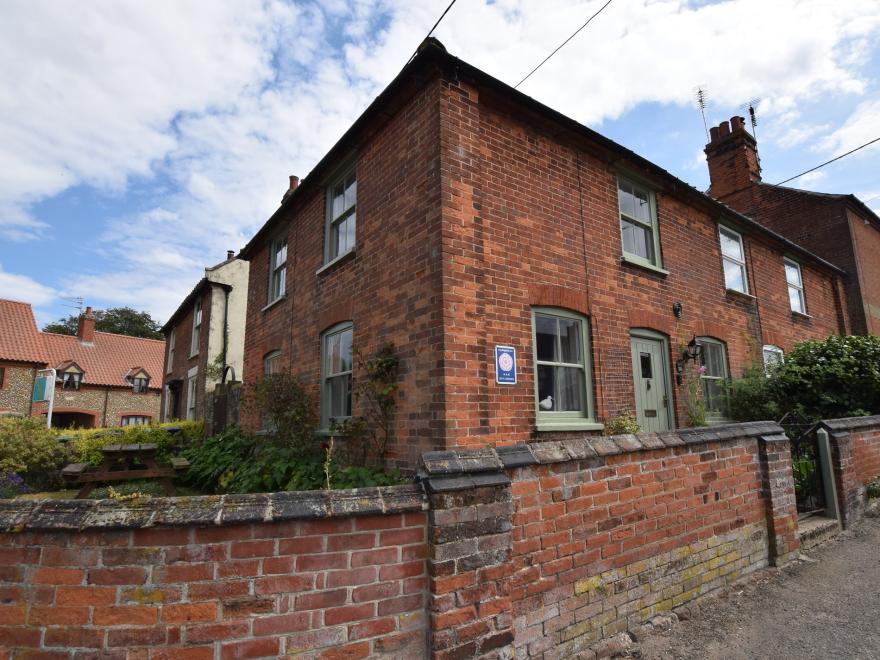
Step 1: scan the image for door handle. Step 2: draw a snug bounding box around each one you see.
[662,395,668,407]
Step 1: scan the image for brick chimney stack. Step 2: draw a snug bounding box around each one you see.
[77,306,96,344]
[705,116,761,200]
[282,175,300,203]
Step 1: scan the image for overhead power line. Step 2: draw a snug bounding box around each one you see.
[514,0,615,89]
[774,136,880,186]
[408,0,458,63]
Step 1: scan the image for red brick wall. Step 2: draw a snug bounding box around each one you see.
[241,79,445,471]
[852,427,880,489]
[849,208,880,334]
[0,513,427,659]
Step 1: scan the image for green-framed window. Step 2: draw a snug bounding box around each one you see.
[268,234,287,303]
[325,167,357,264]
[719,226,748,294]
[321,323,353,428]
[531,307,598,430]
[618,177,662,268]
[698,337,729,421]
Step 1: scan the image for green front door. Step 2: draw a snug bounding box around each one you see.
[630,333,671,433]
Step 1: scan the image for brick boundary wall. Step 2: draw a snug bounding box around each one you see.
[0,487,428,659]
[419,421,800,659]
[821,415,880,529]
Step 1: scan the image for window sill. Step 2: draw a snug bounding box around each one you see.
[317,248,356,276]
[535,420,605,433]
[620,255,669,276]
[261,296,286,313]
[725,288,756,302]
[188,352,199,360]
[791,310,812,320]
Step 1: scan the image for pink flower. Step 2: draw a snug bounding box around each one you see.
[698,365,707,374]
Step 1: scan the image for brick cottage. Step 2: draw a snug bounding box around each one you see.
[238,39,848,472]
[705,115,880,335]
[0,301,164,428]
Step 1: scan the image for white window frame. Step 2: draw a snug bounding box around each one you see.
[166,332,175,374]
[62,371,82,391]
[186,366,198,421]
[618,177,662,269]
[268,234,287,303]
[190,298,202,357]
[784,258,806,314]
[321,323,353,429]
[531,307,600,431]
[324,165,357,264]
[163,384,173,421]
[121,415,151,426]
[698,337,729,422]
[762,345,784,375]
[719,226,749,294]
[132,377,149,394]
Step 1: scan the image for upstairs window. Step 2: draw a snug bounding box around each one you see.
[719,226,748,294]
[264,350,282,378]
[698,337,729,421]
[132,377,149,394]
[326,167,356,263]
[166,332,175,373]
[785,258,806,314]
[532,308,596,427]
[321,323,352,428]
[618,178,661,268]
[190,298,202,356]
[269,235,287,303]
[762,345,784,374]
[62,372,82,390]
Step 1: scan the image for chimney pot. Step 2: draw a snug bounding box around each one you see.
[77,307,96,344]
[709,126,720,144]
[289,175,299,191]
[718,121,731,138]
[227,250,235,260]
[731,116,745,132]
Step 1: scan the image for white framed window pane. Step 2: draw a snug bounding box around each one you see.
[327,375,352,418]
[618,182,635,219]
[723,259,746,292]
[702,378,725,413]
[719,229,744,260]
[344,175,356,210]
[332,186,345,219]
[788,286,805,313]
[785,262,802,287]
[537,364,555,407]
[701,343,724,377]
[535,316,558,362]
[633,186,650,223]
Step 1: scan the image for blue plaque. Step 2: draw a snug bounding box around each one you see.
[495,345,517,385]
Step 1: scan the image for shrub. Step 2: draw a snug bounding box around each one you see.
[66,421,203,467]
[604,411,640,436]
[772,335,880,420]
[724,365,780,422]
[0,417,66,492]
[185,426,404,494]
[244,374,318,451]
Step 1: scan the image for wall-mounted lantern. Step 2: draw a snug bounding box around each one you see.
[675,336,703,385]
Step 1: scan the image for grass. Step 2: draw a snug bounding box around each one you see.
[15,481,205,501]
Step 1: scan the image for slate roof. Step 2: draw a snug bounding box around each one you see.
[0,299,165,389]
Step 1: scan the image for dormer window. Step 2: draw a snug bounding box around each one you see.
[132,377,149,393]
[63,372,82,390]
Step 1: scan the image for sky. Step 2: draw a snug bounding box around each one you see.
[1,0,879,328]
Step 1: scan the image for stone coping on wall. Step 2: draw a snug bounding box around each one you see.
[0,484,426,533]
[820,415,880,434]
[419,420,784,492]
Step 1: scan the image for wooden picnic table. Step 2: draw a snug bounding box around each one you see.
[61,443,189,499]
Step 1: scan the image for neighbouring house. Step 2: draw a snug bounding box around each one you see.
[705,116,880,335]
[238,39,848,471]
[0,300,164,428]
[160,251,249,428]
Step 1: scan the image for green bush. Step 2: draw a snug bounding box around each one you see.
[65,421,203,467]
[772,335,880,421]
[184,426,404,494]
[244,374,318,451]
[724,365,780,422]
[0,417,66,491]
[604,410,640,436]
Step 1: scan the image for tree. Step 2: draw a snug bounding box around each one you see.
[43,307,164,340]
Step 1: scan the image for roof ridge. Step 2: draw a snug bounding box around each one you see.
[92,331,165,343]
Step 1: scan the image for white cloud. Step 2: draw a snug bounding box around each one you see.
[0,263,56,306]
[793,170,826,188]
[818,98,880,155]
[1,0,880,317]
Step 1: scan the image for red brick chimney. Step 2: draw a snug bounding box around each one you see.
[281,175,300,203]
[77,306,96,344]
[705,116,761,199]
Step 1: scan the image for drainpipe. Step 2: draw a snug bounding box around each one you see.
[102,388,109,427]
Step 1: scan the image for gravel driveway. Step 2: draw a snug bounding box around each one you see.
[633,516,880,660]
